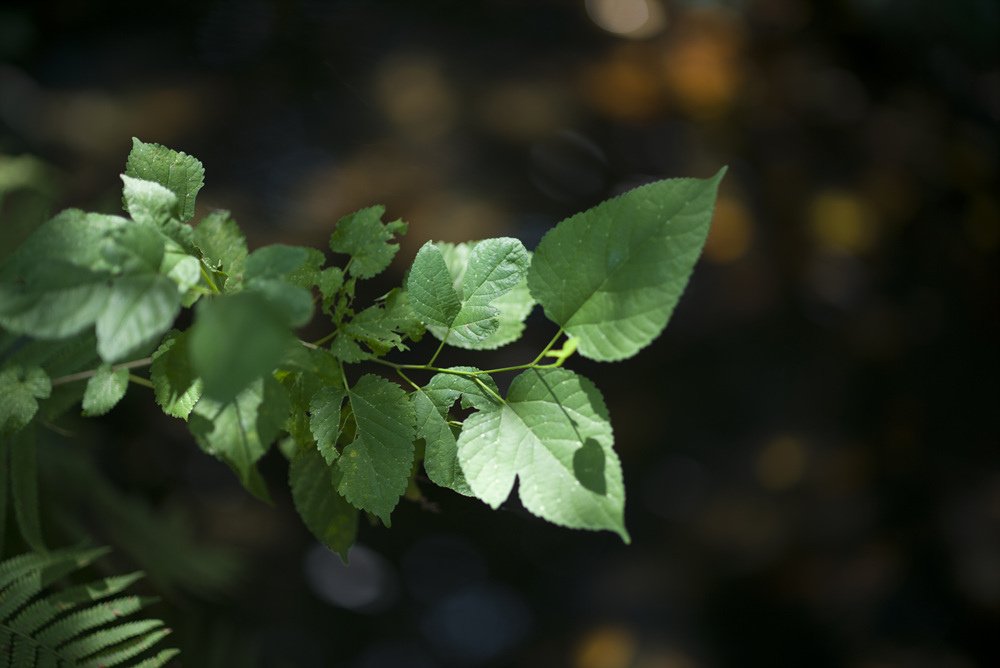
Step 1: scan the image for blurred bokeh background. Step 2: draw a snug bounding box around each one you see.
[1,0,998,666]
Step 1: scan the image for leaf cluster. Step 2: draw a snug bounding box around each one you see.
[0,138,723,572]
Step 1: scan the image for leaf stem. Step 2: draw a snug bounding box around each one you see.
[128,374,155,389]
[311,331,336,347]
[51,358,153,387]
[531,328,565,365]
[426,334,448,367]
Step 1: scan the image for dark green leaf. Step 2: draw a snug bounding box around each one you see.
[0,365,50,435]
[8,426,44,550]
[309,385,347,465]
[189,376,289,502]
[329,206,406,279]
[190,292,293,402]
[289,447,358,561]
[336,374,416,524]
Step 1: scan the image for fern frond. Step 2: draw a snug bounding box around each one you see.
[0,548,177,667]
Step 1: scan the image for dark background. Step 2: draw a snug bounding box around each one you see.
[1,1,997,666]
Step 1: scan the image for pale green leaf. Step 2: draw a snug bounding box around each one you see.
[102,221,166,274]
[124,137,204,221]
[0,209,125,278]
[528,171,725,361]
[329,206,407,279]
[160,243,201,294]
[0,365,50,434]
[81,364,129,417]
[0,210,127,339]
[190,292,293,402]
[457,368,629,542]
[336,374,416,524]
[409,238,529,348]
[290,447,358,561]
[411,367,500,497]
[120,175,177,226]
[150,330,202,420]
[96,274,181,363]
[436,241,535,349]
[310,386,347,465]
[0,265,111,340]
[189,377,289,502]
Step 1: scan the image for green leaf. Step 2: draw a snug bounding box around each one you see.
[457,368,629,542]
[310,386,347,465]
[0,365,51,435]
[189,376,289,502]
[329,206,407,279]
[411,372,496,497]
[0,264,111,340]
[0,210,126,339]
[336,374,416,524]
[96,274,181,363]
[245,278,314,328]
[437,241,535,349]
[193,210,247,289]
[189,292,293,402]
[528,171,725,361]
[342,304,402,356]
[120,175,177,226]
[81,364,129,417]
[289,447,358,561]
[278,347,341,449]
[7,426,45,551]
[318,267,344,313]
[329,333,369,363]
[0,547,177,665]
[102,221,166,274]
[408,238,529,348]
[150,330,202,420]
[245,244,324,288]
[406,243,461,329]
[160,242,201,295]
[124,137,205,222]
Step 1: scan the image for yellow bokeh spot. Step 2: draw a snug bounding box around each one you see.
[582,44,665,121]
[575,626,638,668]
[704,195,753,263]
[756,436,807,491]
[660,11,743,119]
[808,190,878,254]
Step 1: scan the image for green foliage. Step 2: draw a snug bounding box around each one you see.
[0,547,177,666]
[529,170,726,361]
[0,138,723,596]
